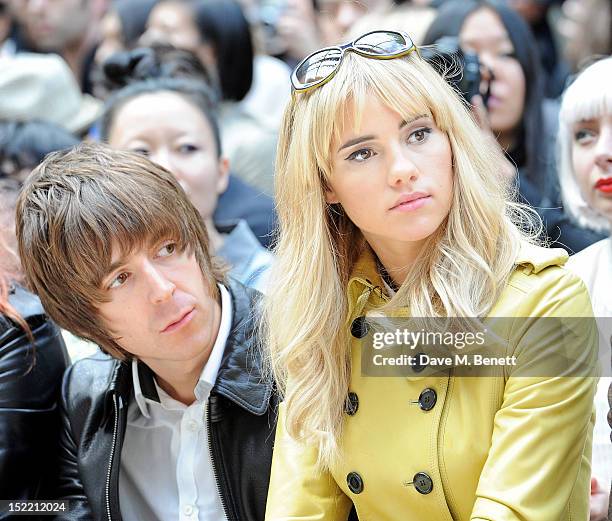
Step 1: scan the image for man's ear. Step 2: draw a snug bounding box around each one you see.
[217,157,230,195]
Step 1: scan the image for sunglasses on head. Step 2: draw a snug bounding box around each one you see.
[291,30,420,93]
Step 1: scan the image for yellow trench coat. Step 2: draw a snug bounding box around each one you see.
[265,244,598,521]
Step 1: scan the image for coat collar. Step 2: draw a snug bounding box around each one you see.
[514,242,568,274]
[107,279,272,418]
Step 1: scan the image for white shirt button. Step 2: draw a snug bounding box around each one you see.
[187,419,198,432]
[183,504,194,516]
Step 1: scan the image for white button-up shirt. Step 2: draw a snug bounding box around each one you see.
[119,284,232,521]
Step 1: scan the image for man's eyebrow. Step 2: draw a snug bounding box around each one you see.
[102,257,129,282]
[337,114,430,153]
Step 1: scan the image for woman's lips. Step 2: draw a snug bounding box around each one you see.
[594,178,612,193]
[391,195,432,212]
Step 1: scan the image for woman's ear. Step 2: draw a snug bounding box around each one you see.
[216,157,230,195]
[324,189,340,204]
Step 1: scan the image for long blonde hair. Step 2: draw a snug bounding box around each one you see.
[264,50,539,467]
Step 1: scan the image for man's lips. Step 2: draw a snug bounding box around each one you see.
[161,307,195,333]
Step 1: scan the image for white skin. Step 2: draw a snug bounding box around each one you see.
[98,240,221,405]
[572,113,612,226]
[326,95,454,286]
[460,7,526,152]
[107,91,230,251]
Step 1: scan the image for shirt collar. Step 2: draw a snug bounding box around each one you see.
[132,283,233,418]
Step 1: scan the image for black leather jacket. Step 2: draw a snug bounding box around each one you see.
[54,281,277,521]
[0,285,69,513]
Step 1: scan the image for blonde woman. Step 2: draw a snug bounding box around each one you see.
[264,31,598,520]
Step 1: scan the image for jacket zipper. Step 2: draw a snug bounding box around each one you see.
[105,393,120,521]
[207,399,233,521]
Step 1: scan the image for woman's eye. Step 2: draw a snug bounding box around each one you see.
[157,242,176,257]
[346,148,375,162]
[408,127,432,144]
[178,144,199,154]
[131,147,150,157]
[574,129,597,145]
[108,272,129,290]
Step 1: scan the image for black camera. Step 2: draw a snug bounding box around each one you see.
[421,36,491,107]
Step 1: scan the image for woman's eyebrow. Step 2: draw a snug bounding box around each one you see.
[337,114,430,153]
[399,114,430,129]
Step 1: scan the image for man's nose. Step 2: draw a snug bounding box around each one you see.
[143,260,175,304]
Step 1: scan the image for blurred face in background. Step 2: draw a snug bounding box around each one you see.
[94,9,123,65]
[141,1,217,79]
[572,113,612,222]
[317,0,391,45]
[107,91,229,221]
[0,1,11,44]
[18,0,95,50]
[459,7,526,143]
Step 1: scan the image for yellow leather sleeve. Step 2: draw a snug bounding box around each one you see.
[471,269,598,521]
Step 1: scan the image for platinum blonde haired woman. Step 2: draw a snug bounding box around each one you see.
[263,31,598,521]
[559,57,612,521]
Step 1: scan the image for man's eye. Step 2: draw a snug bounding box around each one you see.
[408,127,432,144]
[574,129,597,145]
[109,272,129,289]
[158,243,176,257]
[346,148,374,162]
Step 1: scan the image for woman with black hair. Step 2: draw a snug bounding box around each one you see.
[142,0,290,194]
[423,0,604,253]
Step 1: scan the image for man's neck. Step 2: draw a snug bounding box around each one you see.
[154,361,209,406]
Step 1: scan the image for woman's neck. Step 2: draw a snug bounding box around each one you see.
[364,234,427,288]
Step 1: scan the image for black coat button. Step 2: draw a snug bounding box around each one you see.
[344,392,359,416]
[413,472,433,494]
[418,388,437,411]
[412,352,426,373]
[347,472,364,494]
[350,316,369,338]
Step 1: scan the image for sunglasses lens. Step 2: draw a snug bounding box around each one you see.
[354,31,413,56]
[294,48,343,88]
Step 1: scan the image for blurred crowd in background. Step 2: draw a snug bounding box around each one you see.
[0,0,611,517]
[0,0,610,266]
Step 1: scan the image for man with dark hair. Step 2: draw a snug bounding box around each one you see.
[16,142,275,521]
